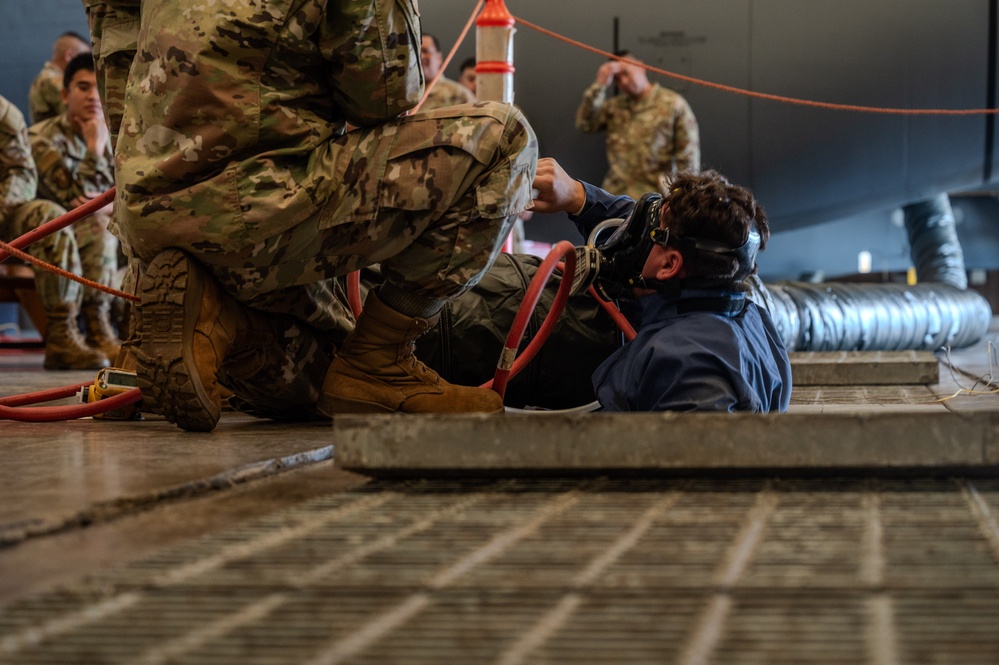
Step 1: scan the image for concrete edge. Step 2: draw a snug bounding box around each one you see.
[333,412,996,473]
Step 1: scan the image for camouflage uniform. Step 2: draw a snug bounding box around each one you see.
[81,0,138,151]
[0,96,81,310]
[82,0,537,413]
[27,62,66,125]
[28,113,119,302]
[576,81,699,200]
[422,76,476,110]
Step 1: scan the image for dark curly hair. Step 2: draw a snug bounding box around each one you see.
[659,169,769,283]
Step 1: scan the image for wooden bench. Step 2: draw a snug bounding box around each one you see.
[0,263,46,345]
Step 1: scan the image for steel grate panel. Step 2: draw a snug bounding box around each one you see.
[520,592,706,663]
[892,592,999,665]
[790,385,938,405]
[712,594,870,664]
[3,477,999,664]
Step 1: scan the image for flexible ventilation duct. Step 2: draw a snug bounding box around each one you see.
[755,194,992,351]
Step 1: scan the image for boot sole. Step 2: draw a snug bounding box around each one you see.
[317,393,505,416]
[136,250,220,432]
[316,394,396,417]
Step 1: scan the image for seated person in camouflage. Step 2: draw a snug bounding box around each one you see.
[576,51,700,200]
[83,0,536,431]
[0,94,109,370]
[532,158,791,412]
[29,52,121,363]
[28,31,91,125]
[458,57,477,97]
[420,33,477,109]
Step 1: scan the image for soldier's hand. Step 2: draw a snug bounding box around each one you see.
[81,115,109,158]
[532,158,586,215]
[596,61,621,86]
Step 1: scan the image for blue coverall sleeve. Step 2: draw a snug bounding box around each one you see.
[569,180,635,240]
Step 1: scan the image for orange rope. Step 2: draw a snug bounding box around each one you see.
[0,238,139,303]
[515,15,999,116]
[413,0,484,114]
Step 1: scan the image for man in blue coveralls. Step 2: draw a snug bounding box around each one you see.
[531,157,791,412]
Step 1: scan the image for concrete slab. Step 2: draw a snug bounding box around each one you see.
[334,411,998,475]
[2,370,334,547]
[790,350,939,385]
[0,461,367,606]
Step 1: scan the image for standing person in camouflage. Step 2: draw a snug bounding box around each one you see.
[28,32,91,125]
[82,0,537,432]
[576,50,700,200]
[0,94,109,370]
[29,52,121,363]
[421,33,477,109]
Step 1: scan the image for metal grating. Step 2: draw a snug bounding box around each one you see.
[2,477,999,664]
[789,385,941,406]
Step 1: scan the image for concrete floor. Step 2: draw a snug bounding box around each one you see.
[0,319,997,663]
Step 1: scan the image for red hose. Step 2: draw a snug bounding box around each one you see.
[0,387,142,422]
[0,188,116,262]
[0,381,91,406]
[347,270,363,319]
[485,240,576,398]
[587,285,637,341]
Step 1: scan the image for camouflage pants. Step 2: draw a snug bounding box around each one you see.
[196,103,536,327]
[1,200,118,310]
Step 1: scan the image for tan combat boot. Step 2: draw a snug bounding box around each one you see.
[82,300,123,362]
[136,249,254,432]
[43,305,110,371]
[111,302,138,371]
[318,290,504,415]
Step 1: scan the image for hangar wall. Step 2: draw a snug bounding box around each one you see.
[1,0,997,282]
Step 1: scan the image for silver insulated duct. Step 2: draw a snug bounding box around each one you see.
[755,194,992,352]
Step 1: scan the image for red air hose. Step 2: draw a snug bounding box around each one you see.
[587,285,637,341]
[484,240,577,399]
[0,386,142,422]
[347,270,363,319]
[0,381,91,406]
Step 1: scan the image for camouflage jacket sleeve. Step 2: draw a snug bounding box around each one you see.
[671,95,700,172]
[575,81,612,133]
[82,0,141,150]
[29,118,114,208]
[319,0,424,127]
[0,98,39,216]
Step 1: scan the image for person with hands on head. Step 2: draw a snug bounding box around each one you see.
[531,157,791,413]
[576,51,700,200]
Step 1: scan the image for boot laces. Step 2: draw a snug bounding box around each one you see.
[403,341,436,378]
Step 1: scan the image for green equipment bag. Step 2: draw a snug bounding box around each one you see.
[415,253,623,410]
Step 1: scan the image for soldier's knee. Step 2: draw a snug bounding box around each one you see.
[18,200,66,233]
